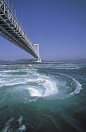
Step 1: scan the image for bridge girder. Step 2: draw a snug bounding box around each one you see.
[0,0,41,62]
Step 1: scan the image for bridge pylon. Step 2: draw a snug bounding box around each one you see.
[34,44,41,62]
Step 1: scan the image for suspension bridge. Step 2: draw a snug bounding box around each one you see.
[0,0,41,62]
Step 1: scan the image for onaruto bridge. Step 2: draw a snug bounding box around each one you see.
[0,0,41,62]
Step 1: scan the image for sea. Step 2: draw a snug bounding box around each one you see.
[0,62,86,132]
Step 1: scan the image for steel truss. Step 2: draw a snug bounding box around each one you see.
[0,0,41,61]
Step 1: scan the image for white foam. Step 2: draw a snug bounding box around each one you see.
[0,78,28,87]
[43,80,58,97]
[65,77,82,98]
[0,81,25,87]
[45,74,82,100]
[18,125,26,131]
[1,118,14,132]
[17,116,23,125]
[0,70,17,73]
[28,88,41,97]
[27,76,58,97]
[29,64,32,67]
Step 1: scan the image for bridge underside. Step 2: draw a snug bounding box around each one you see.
[0,0,41,62]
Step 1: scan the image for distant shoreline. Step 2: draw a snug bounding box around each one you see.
[0,59,86,65]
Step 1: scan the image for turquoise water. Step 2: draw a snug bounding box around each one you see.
[0,63,86,132]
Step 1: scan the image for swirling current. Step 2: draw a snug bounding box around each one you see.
[0,63,86,132]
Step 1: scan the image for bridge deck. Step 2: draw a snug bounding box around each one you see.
[0,0,41,61]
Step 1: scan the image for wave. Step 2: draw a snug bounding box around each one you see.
[0,65,82,102]
[28,79,58,97]
[22,73,82,102]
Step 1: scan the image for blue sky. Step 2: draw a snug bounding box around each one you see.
[0,0,86,61]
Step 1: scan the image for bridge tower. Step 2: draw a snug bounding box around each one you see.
[34,44,41,62]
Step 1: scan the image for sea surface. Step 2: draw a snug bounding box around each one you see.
[0,62,86,132]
